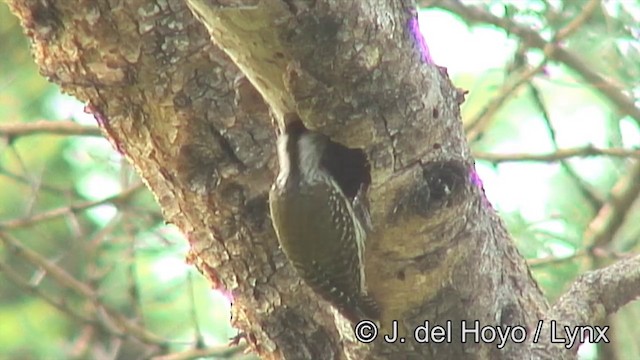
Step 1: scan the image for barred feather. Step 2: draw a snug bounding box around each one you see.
[269,123,379,322]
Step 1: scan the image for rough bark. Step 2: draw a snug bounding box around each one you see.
[8,0,638,359]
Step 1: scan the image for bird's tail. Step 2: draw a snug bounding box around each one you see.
[341,293,380,323]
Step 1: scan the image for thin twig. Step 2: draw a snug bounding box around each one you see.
[530,83,603,209]
[0,231,168,346]
[474,146,640,163]
[0,184,145,229]
[464,0,600,141]
[0,260,96,324]
[584,161,640,248]
[187,272,205,348]
[0,166,72,195]
[0,120,102,137]
[465,61,548,141]
[151,344,248,360]
[432,0,640,125]
[528,248,636,268]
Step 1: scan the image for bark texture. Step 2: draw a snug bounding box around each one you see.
[11,0,636,359]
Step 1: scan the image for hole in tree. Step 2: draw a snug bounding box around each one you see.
[321,136,370,201]
[285,118,371,200]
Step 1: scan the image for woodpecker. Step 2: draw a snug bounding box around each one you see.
[268,119,379,323]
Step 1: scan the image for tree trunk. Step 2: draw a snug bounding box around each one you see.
[8,0,639,359]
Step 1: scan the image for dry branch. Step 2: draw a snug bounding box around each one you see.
[0,120,102,137]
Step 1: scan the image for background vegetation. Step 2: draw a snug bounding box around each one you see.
[1,1,638,359]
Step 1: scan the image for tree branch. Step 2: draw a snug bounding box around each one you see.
[475,146,640,163]
[431,0,640,125]
[0,232,168,347]
[463,0,600,141]
[0,120,102,137]
[0,184,145,229]
[585,161,640,249]
[543,255,640,353]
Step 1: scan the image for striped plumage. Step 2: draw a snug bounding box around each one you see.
[269,120,379,322]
